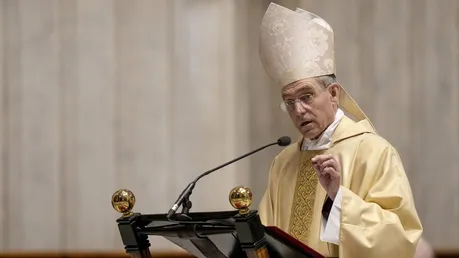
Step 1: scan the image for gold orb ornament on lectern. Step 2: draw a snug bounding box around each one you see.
[229,186,253,215]
[111,189,136,217]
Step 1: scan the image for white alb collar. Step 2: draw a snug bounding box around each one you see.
[301,108,344,151]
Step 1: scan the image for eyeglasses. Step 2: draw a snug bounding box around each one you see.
[280,86,327,112]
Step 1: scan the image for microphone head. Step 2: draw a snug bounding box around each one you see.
[277,136,291,146]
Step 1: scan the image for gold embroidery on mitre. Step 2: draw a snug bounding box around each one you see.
[288,150,324,244]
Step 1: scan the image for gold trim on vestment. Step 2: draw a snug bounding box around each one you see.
[288,150,325,244]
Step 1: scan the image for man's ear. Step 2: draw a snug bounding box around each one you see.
[328,83,340,102]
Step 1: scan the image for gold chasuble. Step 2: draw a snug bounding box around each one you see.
[258,116,423,258]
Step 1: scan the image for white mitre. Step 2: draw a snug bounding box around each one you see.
[259,3,376,132]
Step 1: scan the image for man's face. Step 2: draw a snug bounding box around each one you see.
[281,77,339,139]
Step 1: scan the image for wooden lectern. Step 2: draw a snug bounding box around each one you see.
[111,187,324,258]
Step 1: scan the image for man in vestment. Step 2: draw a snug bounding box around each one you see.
[257,3,423,258]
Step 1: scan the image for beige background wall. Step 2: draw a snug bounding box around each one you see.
[0,0,458,253]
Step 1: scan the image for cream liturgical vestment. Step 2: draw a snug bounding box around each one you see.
[257,3,423,258]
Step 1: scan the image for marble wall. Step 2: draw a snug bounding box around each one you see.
[0,0,458,252]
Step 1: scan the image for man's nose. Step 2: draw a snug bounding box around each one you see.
[293,102,307,115]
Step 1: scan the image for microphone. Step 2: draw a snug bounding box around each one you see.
[166,136,291,219]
